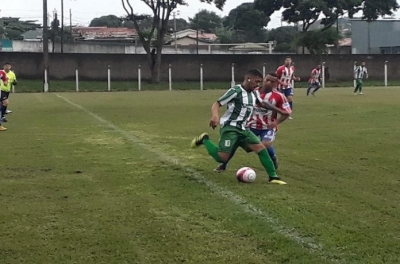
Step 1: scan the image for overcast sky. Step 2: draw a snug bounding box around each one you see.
[1,0,399,29]
[0,0,290,29]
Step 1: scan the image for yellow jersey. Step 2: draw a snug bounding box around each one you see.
[0,71,17,92]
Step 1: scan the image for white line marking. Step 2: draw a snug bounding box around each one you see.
[55,94,344,263]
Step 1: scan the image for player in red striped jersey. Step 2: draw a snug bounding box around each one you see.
[214,73,291,172]
[307,65,322,96]
[276,57,299,119]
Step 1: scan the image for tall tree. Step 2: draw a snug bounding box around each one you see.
[89,15,123,27]
[189,10,222,33]
[122,0,226,83]
[0,17,41,40]
[223,2,269,43]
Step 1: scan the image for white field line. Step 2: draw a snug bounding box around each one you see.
[55,93,345,263]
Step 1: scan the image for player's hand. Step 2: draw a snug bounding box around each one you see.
[267,121,278,129]
[12,81,17,85]
[295,77,301,81]
[209,115,219,129]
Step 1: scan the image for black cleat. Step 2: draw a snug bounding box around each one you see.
[190,133,209,148]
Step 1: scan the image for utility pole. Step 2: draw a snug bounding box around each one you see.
[43,0,49,91]
[172,11,180,54]
[61,0,64,53]
[69,9,72,31]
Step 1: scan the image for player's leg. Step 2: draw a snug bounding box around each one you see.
[311,82,321,96]
[358,79,364,94]
[285,88,294,119]
[191,126,240,163]
[306,82,313,96]
[244,130,286,184]
[259,129,278,169]
[0,101,7,131]
[354,79,361,94]
[1,97,9,122]
[213,146,238,172]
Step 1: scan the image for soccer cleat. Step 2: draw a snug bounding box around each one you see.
[271,156,279,170]
[288,116,293,120]
[0,126,7,131]
[213,164,226,173]
[269,177,287,185]
[359,92,364,95]
[1,117,8,122]
[5,109,12,114]
[191,133,209,148]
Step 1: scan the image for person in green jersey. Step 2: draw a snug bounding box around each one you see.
[0,62,17,122]
[354,61,368,95]
[191,68,289,185]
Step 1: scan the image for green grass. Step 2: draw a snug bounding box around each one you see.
[12,79,400,92]
[1,87,400,263]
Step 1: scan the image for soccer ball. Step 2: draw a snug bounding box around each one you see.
[236,167,256,183]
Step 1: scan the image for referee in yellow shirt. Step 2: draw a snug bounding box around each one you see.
[1,62,17,122]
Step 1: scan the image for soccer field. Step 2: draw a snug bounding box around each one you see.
[1,87,400,264]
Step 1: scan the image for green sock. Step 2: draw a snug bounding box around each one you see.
[204,139,223,163]
[258,148,278,178]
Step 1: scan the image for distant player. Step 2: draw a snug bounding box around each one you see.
[276,57,300,119]
[354,61,368,95]
[0,69,8,131]
[307,65,322,96]
[191,68,289,184]
[214,73,291,172]
[1,62,17,122]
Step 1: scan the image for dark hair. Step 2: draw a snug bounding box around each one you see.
[4,62,11,65]
[246,68,263,78]
[285,56,292,59]
[267,72,278,78]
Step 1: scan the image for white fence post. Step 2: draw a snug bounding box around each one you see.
[384,61,388,87]
[353,61,357,88]
[138,65,141,91]
[44,68,49,92]
[75,69,79,92]
[200,64,204,91]
[107,65,111,92]
[12,84,15,93]
[169,64,172,91]
[231,63,235,87]
[322,62,326,89]
[263,63,266,77]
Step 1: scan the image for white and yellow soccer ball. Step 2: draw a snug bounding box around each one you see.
[236,167,256,183]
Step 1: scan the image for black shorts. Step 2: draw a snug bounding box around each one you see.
[1,91,9,101]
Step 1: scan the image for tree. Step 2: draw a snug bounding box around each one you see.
[50,13,60,52]
[189,10,222,33]
[223,2,269,43]
[122,0,226,83]
[0,17,41,40]
[266,26,298,52]
[293,27,340,55]
[89,15,123,27]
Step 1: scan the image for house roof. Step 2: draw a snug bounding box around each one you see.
[174,29,217,42]
[339,38,352,47]
[73,27,137,40]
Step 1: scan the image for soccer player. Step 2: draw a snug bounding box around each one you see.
[0,69,8,131]
[276,57,300,119]
[191,69,289,185]
[307,65,322,96]
[354,61,368,95]
[1,62,17,122]
[214,73,291,172]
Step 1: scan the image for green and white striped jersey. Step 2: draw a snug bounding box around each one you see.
[217,85,257,130]
[355,66,368,79]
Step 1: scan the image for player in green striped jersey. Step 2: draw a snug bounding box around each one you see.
[191,69,289,184]
[354,61,368,95]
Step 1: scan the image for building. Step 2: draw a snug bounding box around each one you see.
[72,27,138,42]
[327,38,352,54]
[351,19,400,54]
[167,29,218,46]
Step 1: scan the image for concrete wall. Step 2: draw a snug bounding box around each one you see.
[0,52,397,82]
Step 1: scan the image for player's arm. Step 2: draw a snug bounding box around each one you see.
[292,67,300,81]
[276,66,283,79]
[364,67,369,79]
[267,97,290,129]
[1,73,8,86]
[210,88,237,129]
[257,99,289,116]
[12,72,17,85]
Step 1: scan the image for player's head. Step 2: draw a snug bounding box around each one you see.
[284,57,292,66]
[243,68,263,91]
[262,73,279,91]
[3,62,11,72]
[361,61,366,66]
